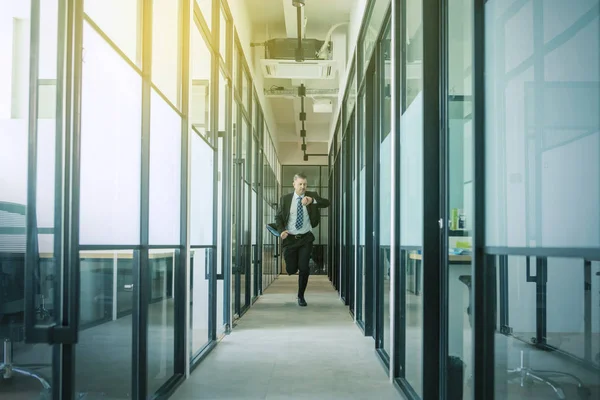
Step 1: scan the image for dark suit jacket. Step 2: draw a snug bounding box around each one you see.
[275,190,330,234]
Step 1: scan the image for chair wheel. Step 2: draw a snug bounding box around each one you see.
[577,386,591,399]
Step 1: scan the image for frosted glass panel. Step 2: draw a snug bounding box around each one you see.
[149,89,181,245]
[485,0,600,248]
[152,0,180,105]
[218,71,227,131]
[190,133,214,245]
[400,92,424,247]
[0,1,30,120]
[359,167,365,246]
[361,0,389,76]
[36,121,56,253]
[37,1,59,250]
[0,122,27,205]
[195,0,212,31]
[219,8,227,58]
[217,138,223,274]
[252,191,257,245]
[378,135,392,246]
[80,22,141,245]
[191,27,211,140]
[84,0,140,64]
[39,0,58,79]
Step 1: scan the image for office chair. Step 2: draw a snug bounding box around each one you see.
[0,202,51,392]
[458,275,591,399]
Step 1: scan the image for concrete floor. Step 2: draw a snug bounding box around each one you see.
[171,275,403,400]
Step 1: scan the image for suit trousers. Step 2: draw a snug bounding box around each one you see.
[282,232,314,297]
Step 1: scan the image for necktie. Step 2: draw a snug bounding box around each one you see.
[296,197,303,230]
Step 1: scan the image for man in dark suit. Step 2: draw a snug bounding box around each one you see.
[275,172,330,306]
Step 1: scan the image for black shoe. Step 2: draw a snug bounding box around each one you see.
[297,296,307,307]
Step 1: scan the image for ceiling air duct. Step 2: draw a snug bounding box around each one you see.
[254,0,338,79]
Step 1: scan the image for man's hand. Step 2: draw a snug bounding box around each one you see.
[302,196,313,206]
[280,230,289,239]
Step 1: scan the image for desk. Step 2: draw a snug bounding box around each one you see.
[39,251,174,259]
[407,253,471,295]
[36,251,176,327]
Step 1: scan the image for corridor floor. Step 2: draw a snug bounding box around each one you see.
[171,275,402,400]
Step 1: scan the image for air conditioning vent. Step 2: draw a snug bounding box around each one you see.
[265,38,329,60]
[260,59,337,80]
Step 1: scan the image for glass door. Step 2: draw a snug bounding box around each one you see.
[189,130,216,359]
[443,0,474,398]
[376,23,392,362]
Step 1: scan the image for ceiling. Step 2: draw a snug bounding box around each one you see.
[244,0,356,161]
[245,0,353,36]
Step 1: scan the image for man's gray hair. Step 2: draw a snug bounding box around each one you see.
[293,172,307,181]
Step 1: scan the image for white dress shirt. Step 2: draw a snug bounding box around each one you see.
[286,192,313,235]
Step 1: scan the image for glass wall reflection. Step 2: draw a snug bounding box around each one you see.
[486,0,600,398]
[147,250,176,395]
[76,251,134,399]
[190,248,210,356]
[1,3,55,397]
[152,0,181,107]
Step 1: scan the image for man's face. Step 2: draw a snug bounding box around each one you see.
[293,178,308,196]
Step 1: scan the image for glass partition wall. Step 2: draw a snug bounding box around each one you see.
[328,0,599,399]
[484,0,600,399]
[0,0,281,397]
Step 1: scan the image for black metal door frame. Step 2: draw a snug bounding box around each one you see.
[22,1,79,399]
[362,55,377,337]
